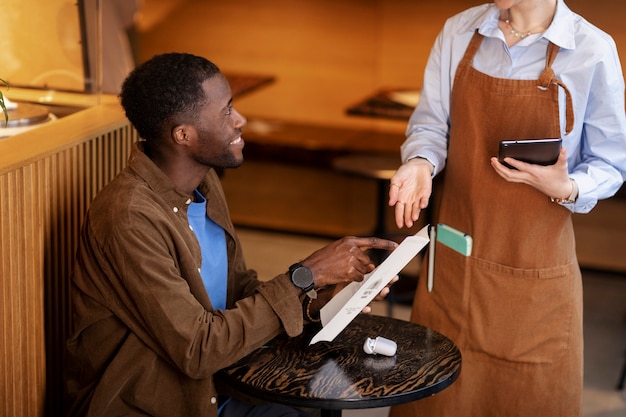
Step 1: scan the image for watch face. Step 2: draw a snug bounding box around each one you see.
[292,266,314,289]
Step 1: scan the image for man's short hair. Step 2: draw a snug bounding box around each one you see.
[120,53,221,141]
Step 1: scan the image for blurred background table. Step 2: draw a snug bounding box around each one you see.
[224,73,275,98]
[345,88,419,120]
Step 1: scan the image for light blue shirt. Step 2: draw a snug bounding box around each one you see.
[187,189,227,310]
[402,0,626,213]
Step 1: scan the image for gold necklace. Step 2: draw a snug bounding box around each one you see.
[503,10,550,39]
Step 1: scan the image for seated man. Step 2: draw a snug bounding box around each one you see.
[64,52,398,417]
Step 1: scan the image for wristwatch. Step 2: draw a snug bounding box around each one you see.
[288,263,317,299]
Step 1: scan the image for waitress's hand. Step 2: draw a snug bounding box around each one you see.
[388,158,434,229]
[490,148,574,200]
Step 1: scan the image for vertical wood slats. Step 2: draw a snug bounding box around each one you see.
[0,122,137,417]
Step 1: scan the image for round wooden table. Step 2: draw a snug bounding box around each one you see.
[218,314,461,417]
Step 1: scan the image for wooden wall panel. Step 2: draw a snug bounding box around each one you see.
[1,165,46,417]
[0,107,136,417]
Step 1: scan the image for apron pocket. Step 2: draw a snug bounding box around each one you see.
[466,257,576,364]
[421,243,472,345]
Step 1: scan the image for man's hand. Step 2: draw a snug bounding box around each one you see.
[300,237,398,289]
[362,275,399,314]
[307,275,400,318]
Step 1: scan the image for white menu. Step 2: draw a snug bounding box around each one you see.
[309,225,430,345]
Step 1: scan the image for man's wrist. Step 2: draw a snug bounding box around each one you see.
[302,297,321,323]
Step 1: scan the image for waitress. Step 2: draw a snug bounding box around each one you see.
[388,0,626,416]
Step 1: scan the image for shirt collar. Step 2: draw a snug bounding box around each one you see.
[128,141,196,210]
[456,4,500,37]
[460,0,577,50]
[127,141,235,235]
[543,0,577,50]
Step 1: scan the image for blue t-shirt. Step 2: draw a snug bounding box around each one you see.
[187,189,227,310]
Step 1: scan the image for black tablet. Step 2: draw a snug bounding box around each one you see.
[498,138,562,169]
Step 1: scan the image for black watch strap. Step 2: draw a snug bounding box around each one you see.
[289,263,317,299]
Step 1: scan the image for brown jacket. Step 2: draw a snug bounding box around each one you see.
[65,142,303,417]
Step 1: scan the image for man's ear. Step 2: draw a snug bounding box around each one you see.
[172,124,193,145]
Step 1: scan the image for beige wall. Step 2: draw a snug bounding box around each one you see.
[137,0,626,131]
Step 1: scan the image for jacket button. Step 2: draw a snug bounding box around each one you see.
[210,397,217,404]
[173,207,179,213]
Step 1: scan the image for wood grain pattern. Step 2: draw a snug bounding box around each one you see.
[220,314,461,411]
[0,103,135,417]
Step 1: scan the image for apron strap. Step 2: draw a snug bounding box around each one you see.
[538,42,575,135]
[464,32,574,136]
[459,31,484,68]
[467,30,484,56]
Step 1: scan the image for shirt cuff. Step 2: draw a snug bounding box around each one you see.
[256,275,303,337]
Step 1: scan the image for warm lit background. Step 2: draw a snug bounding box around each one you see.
[135,0,626,132]
[0,0,86,92]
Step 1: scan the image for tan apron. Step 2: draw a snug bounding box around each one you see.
[390,32,582,417]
